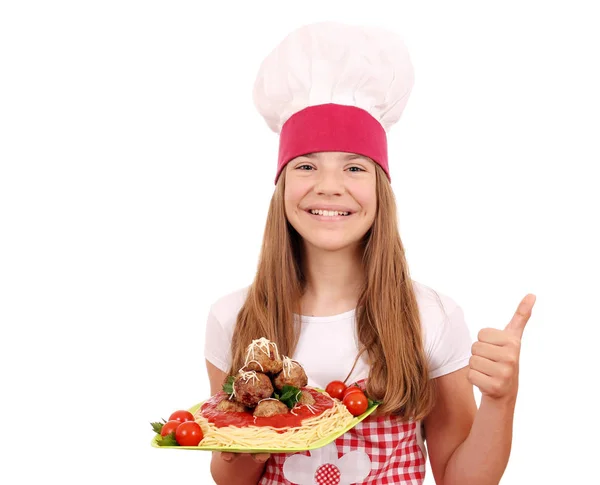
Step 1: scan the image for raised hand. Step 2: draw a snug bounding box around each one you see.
[468,294,536,402]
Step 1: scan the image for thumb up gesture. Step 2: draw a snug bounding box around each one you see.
[468,294,536,402]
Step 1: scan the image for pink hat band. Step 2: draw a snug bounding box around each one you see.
[275,103,389,183]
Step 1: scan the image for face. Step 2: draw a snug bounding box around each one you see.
[284,151,377,252]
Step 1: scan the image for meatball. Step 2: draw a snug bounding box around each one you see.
[233,371,274,408]
[273,359,308,390]
[297,390,315,406]
[243,340,283,374]
[253,399,289,417]
[216,398,247,413]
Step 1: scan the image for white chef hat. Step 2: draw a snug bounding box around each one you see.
[252,21,415,184]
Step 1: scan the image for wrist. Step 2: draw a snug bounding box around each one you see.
[480,393,517,411]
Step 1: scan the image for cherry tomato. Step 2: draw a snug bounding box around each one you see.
[169,410,195,423]
[342,386,362,400]
[343,391,368,416]
[161,420,181,437]
[325,380,346,400]
[175,421,204,446]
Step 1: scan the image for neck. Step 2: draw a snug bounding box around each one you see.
[300,243,365,317]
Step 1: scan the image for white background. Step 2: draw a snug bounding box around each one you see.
[1,1,598,484]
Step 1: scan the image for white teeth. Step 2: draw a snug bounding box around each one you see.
[309,209,350,217]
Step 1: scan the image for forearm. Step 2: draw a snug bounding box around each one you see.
[443,396,516,485]
[210,453,266,485]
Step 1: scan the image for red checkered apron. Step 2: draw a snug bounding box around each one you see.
[259,413,426,485]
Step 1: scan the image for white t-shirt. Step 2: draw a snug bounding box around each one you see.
[204,280,472,388]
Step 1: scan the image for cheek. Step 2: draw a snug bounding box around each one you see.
[284,180,310,210]
[352,185,377,213]
[283,191,301,222]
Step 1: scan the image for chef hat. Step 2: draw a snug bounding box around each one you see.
[252,21,415,184]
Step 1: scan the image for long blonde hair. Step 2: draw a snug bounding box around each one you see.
[229,164,435,421]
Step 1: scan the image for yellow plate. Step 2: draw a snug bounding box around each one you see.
[150,393,379,453]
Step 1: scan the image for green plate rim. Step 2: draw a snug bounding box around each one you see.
[151,389,378,453]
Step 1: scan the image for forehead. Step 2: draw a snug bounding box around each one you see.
[294,152,373,163]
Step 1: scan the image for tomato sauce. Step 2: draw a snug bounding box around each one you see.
[201,388,333,430]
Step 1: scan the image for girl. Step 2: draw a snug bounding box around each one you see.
[204,22,535,485]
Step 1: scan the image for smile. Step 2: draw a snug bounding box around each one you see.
[304,209,354,222]
[308,209,351,217]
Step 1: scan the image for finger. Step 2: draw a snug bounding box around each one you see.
[470,355,496,376]
[467,368,497,394]
[252,453,271,463]
[220,452,237,462]
[469,355,510,377]
[477,327,514,346]
[504,294,536,338]
[472,341,514,362]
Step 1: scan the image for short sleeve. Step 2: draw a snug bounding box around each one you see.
[203,306,232,373]
[427,305,473,379]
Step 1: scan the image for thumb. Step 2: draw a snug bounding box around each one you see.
[220,452,238,462]
[504,293,536,338]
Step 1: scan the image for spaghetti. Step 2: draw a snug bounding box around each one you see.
[193,338,355,450]
[193,389,354,449]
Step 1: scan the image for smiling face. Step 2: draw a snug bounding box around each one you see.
[283,151,377,252]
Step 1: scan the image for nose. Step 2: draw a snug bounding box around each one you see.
[314,169,344,196]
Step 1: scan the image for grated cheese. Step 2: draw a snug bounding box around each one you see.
[242,359,264,372]
[243,337,281,369]
[281,356,295,378]
[305,404,317,415]
[238,370,260,384]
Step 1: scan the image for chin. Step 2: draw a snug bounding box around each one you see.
[304,236,362,253]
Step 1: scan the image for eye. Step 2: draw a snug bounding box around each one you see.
[296,164,314,170]
[347,166,366,172]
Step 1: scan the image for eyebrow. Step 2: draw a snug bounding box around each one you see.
[300,153,368,161]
